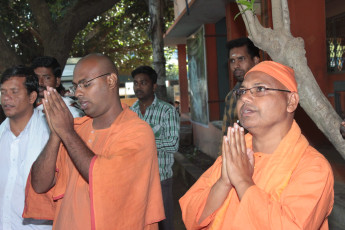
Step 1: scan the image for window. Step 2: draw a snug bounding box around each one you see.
[327,12,345,72]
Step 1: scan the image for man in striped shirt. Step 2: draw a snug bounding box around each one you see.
[221,38,260,137]
[131,66,180,230]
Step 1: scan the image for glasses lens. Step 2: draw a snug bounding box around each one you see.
[253,86,266,97]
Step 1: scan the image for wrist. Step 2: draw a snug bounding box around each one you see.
[217,178,233,191]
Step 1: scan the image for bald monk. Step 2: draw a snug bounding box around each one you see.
[180,61,334,229]
[23,53,165,229]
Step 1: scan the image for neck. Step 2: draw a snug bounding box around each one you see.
[139,95,155,108]
[9,108,34,137]
[250,120,293,154]
[92,102,123,130]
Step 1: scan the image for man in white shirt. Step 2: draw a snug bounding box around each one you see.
[32,56,84,118]
[0,66,52,229]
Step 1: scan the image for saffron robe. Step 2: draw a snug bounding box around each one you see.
[180,121,334,229]
[23,105,165,230]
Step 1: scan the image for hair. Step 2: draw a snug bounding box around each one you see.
[226,37,260,59]
[131,66,157,84]
[1,65,38,107]
[32,56,62,78]
[31,56,67,95]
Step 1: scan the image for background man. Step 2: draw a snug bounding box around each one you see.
[24,54,164,229]
[131,66,180,230]
[221,37,260,136]
[0,66,51,229]
[32,56,83,117]
[180,61,334,229]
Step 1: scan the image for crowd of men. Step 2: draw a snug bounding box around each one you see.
[0,37,339,230]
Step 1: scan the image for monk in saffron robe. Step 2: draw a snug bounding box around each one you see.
[23,53,165,230]
[180,61,334,229]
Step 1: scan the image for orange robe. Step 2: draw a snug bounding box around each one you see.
[23,105,165,230]
[180,121,334,229]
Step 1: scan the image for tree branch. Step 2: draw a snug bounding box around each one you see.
[0,29,22,70]
[281,0,291,34]
[236,0,345,159]
[28,0,55,41]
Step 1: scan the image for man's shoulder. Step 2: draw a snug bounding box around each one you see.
[154,98,176,112]
[298,146,333,173]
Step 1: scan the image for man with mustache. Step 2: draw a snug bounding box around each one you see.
[32,56,83,118]
[221,38,260,137]
[23,54,165,229]
[0,66,51,229]
[131,66,180,230]
[180,61,334,229]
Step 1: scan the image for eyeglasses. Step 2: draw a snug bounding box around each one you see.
[234,86,291,99]
[70,73,110,95]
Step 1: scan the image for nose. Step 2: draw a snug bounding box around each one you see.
[38,76,44,85]
[2,92,11,101]
[74,85,83,98]
[239,89,253,102]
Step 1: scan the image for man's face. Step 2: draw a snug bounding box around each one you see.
[34,67,60,98]
[236,71,290,132]
[73,59,111,118]
[229,46,258,82]
[0,77,36,119]
[133,73,155,101]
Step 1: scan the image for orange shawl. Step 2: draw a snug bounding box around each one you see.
[23,105,165,229]
[210,120,308,229]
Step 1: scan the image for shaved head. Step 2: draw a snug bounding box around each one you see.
[77,53,118,76]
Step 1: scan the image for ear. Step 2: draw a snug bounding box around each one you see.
[287,92,299,113]
[29,91,37,105]
[153,83,157,92]
[107,73,118,89]
[56,77,61,88]
[253,56,260,65]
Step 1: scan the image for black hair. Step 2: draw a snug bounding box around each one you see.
[226,37,260,59]
[1,65,38,107]
[131,66,157,84]
[31,56,66,95]
[31,56,62,78]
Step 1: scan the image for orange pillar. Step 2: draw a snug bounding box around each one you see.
[204,23,220,121]
[177,44,189,114]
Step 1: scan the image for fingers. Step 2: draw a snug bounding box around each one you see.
[46,87,67,111]
[246,149,255,167]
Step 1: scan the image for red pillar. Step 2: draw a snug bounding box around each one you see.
[177,44,189,114]
[225,2,247,89]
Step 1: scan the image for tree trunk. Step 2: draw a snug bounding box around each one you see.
[0,30,23,70]
[237,0,345,159]
[148,0,168,101]
[0,0,120,72]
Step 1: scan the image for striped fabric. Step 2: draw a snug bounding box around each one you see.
[131,96,180,181]
[221,82,241,136]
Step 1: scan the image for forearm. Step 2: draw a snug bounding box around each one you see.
[199,179,232,224]
[31,133,61,193]
[60,131,94,183]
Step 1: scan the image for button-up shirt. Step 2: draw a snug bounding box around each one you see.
[131,96,180,181]
[0,109,51,229]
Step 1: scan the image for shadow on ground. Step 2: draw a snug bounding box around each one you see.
[173,145,215,230]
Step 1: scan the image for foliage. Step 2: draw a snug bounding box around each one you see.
[71,0,175,74]
[234,0,256,20]
[0,0,175,74]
